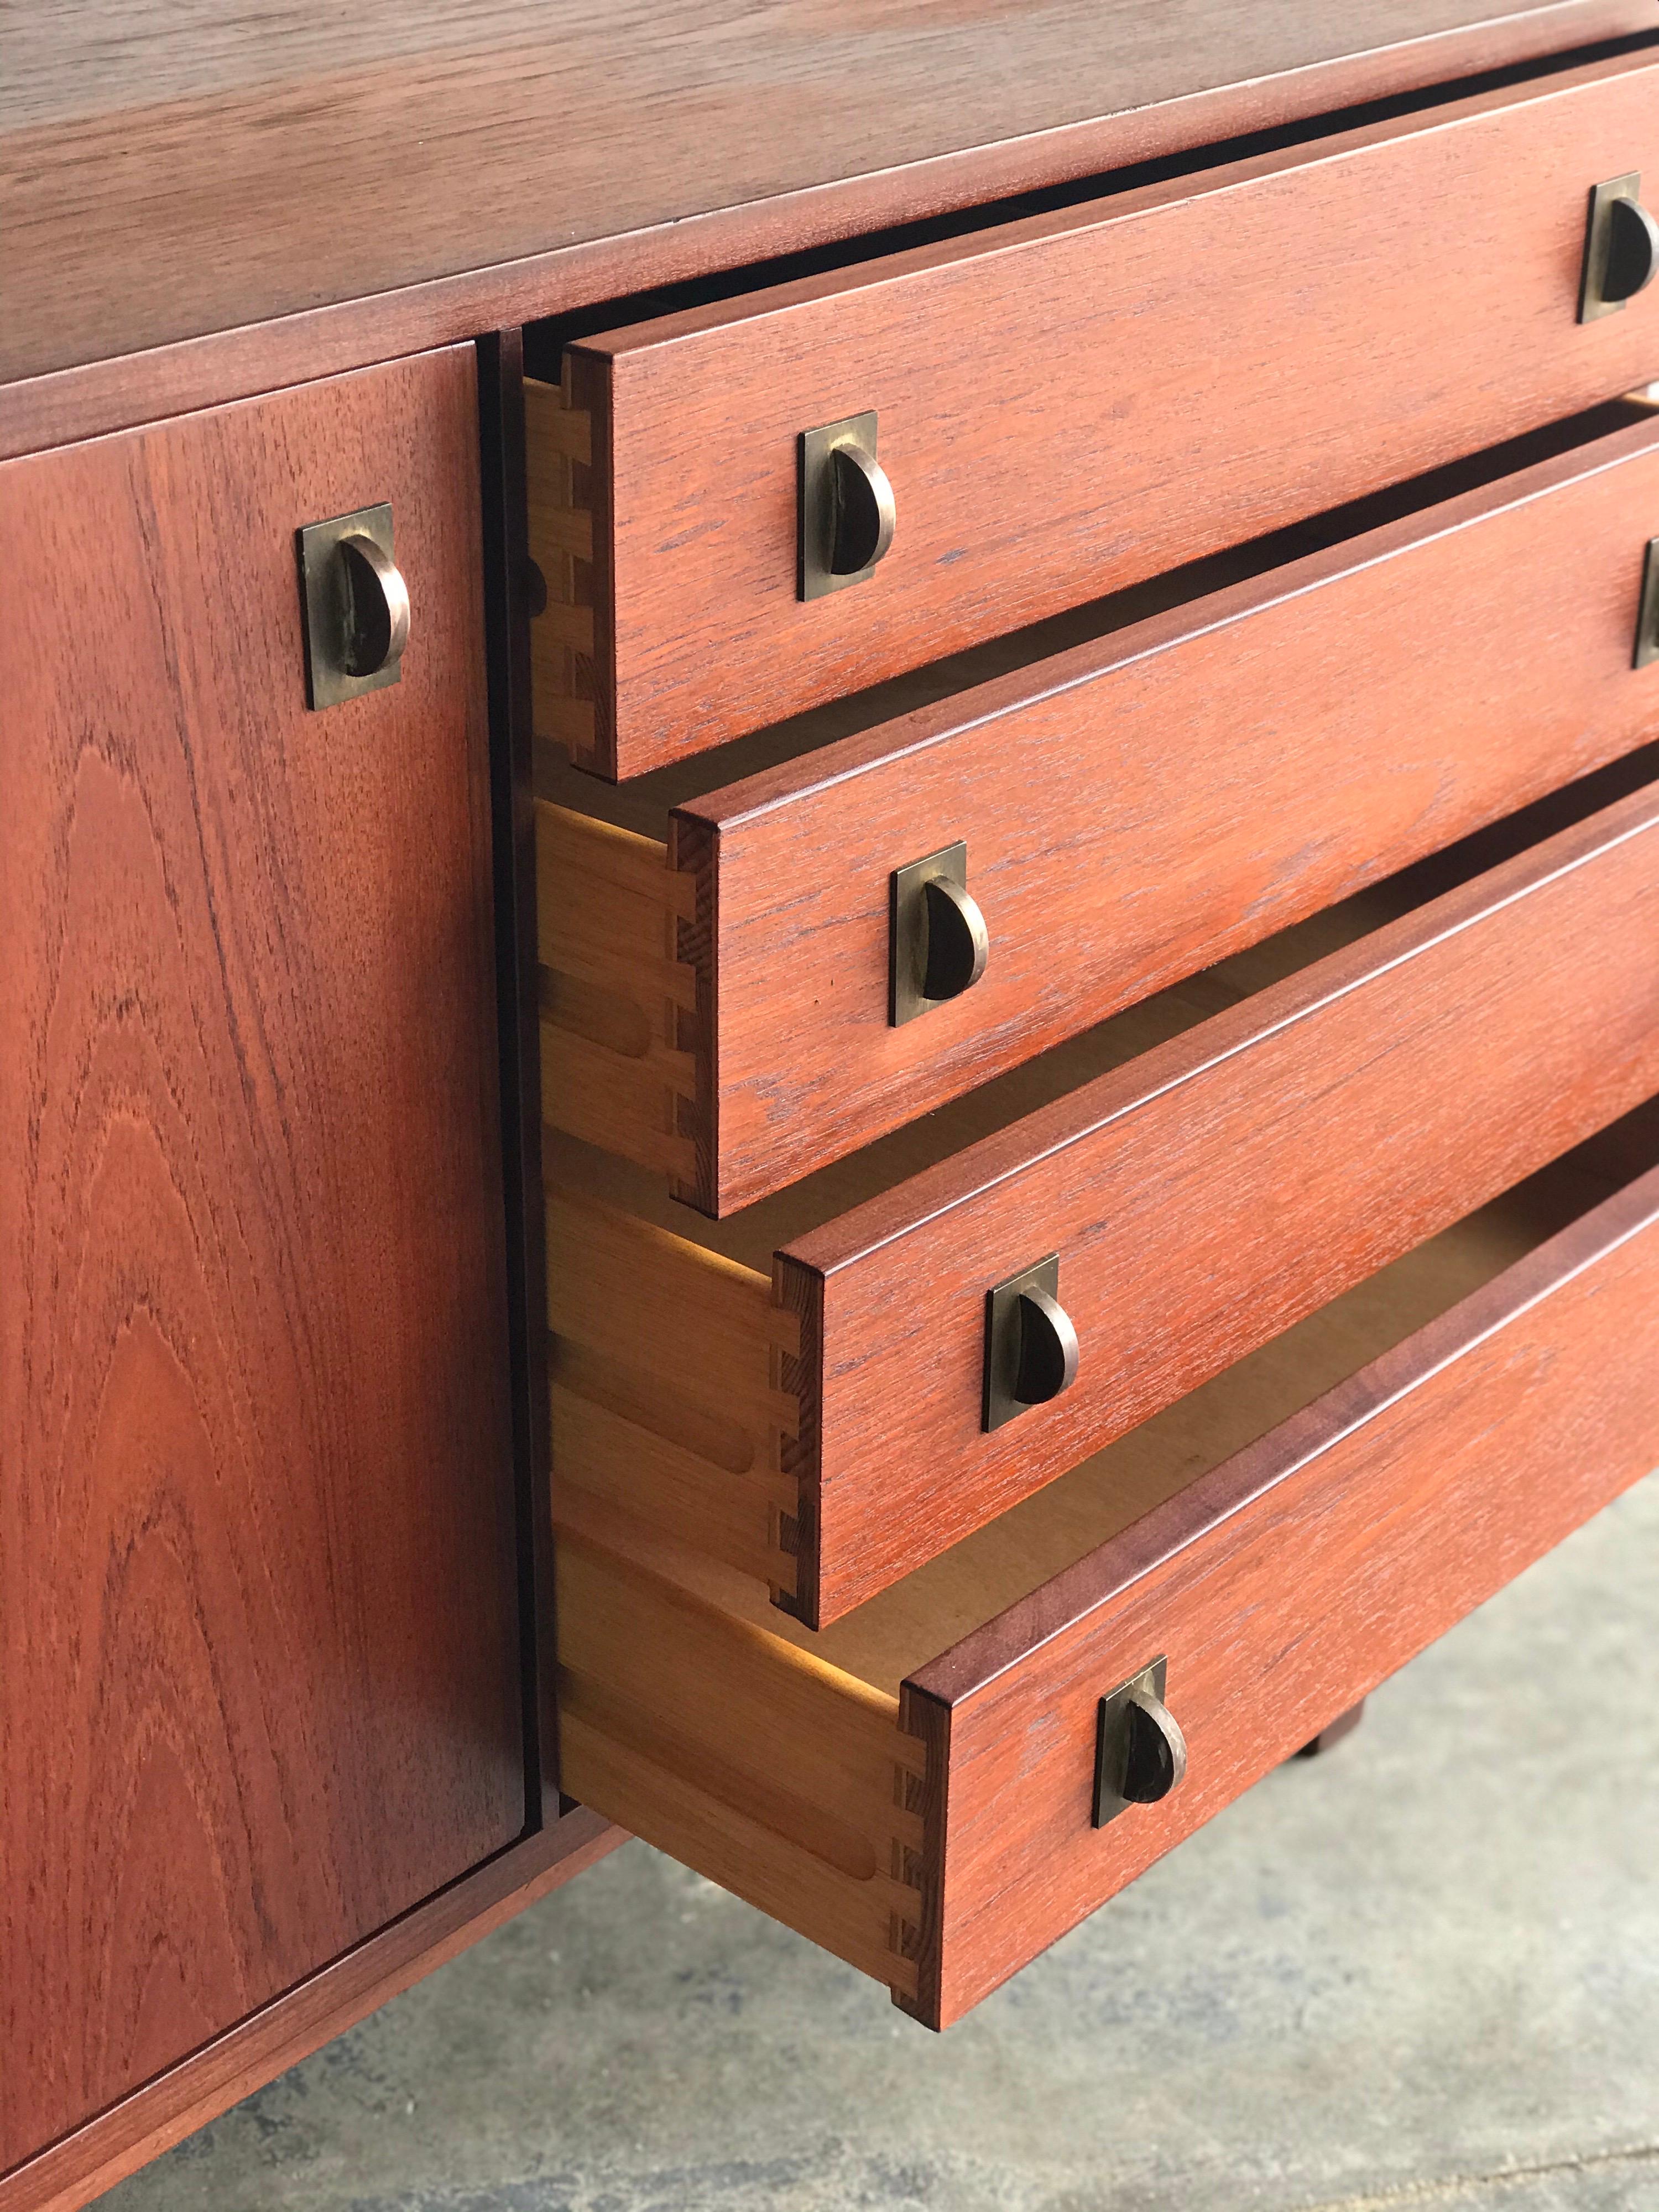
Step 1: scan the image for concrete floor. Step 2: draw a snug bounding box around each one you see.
[102,1472,1659,2212]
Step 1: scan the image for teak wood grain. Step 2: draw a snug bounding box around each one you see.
[572,410,1659,1213]
[776,778,1659,1622]
[0,351,525,2172]
[535,49,1659,776]
[0,1812,618,2212]
[899,1160,1659,2026]
[4,2,1648,447]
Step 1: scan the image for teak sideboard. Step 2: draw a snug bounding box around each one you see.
[6,4,1659,2203]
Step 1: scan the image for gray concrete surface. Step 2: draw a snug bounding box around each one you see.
[101,1473,1659,2212]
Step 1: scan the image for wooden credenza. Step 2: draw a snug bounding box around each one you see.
[5,3,1659,2202]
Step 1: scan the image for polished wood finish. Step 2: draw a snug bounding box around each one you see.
[538,49,1659,776]
[0,1812,619,2212]
[11,6,1659,2180]
[901,1161,1659,2027]
[0,351,524,2171]
[778,776,1659,1622]
[542,410,1659,1213]
[543,978,1217,1637]
[4,4,1647,455]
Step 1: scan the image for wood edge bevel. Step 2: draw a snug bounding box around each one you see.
[571,349,618,776]
[770,1254,826,1629]
[667,812,721,1217]
[892,1681,950,2029]
[779,778,1659,1279]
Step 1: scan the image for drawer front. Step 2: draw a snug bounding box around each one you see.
[548,776,1659,1627]
[901,1162,1659,2027]
[555,1157,1659,2029]
[635,413,1659,1213]
[781,776,1659,1620]
[530,50,1659,776]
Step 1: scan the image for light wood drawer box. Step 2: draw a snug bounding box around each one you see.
[556,1135,1659,2028]
[547,762,1659,1627]
[541,406,1659,1216]
[526,49,1659,779]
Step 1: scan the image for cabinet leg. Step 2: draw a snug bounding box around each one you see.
[1294,1698,1367,1759]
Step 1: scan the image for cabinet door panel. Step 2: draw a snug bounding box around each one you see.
[0,348,523,2171]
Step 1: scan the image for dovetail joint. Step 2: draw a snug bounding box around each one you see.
[886,1755,927,1972]
[527,365,599,770]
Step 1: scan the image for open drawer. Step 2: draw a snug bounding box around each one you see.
[548,758,1659,1625]
[526,48,1659,778]
[557,1122,1659,2028]
[539,401,1659,1214]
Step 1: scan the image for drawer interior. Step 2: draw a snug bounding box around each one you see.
[547,743,1659,1613]
[556,1101,1659,2006]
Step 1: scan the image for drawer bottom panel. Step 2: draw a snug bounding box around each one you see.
[555,1118,1659,2027]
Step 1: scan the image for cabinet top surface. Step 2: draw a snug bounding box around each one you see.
[2,0,1652,405]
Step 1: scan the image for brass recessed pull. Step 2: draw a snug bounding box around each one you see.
[296,502,410,708]
[798,411,896,598]
[920,876,989,1000]
[827,442,896,575]
[1578,174,1659,322]
[336,535,410,677]
[982,1254,1079,1431]
[889,841,989,1025]
[1094,1658,1188,1829]
[1635,537,1659,669]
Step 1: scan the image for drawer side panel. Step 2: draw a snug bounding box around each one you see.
[555,1537,925,1996]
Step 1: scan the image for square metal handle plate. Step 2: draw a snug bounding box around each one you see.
[296,502,408,709]
[982,1253,1079,1431]
[1094,1656,1186,1829]
[798,411,895,599]
[890,842,990,1025]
